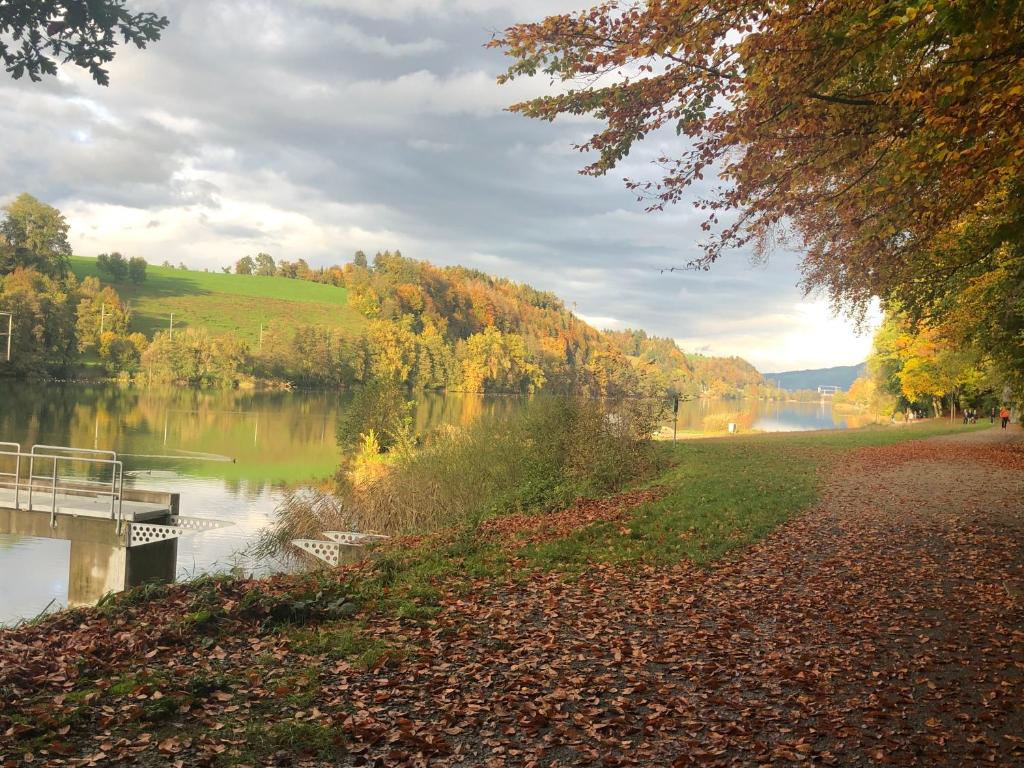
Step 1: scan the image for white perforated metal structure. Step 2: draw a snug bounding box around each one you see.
[291,538,342,566]
[323,530,390,546]
[127,517,230,547]
[128,522,186,547]
[169,515,230,532]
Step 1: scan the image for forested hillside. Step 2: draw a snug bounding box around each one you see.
[1,195,765,395]
[687,354,766,397]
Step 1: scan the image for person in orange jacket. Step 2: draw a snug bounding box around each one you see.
[1000,406,1011,429]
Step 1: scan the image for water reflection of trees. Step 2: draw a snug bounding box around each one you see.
[0,384,531,494]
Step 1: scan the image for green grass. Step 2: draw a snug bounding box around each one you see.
[524,421,988,571]
[70,256,366,344]
[285,623,396,669]
[316,420,989,626]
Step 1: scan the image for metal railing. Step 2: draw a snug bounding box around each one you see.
[0,443,124,527]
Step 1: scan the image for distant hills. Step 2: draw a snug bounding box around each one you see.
[763,363,866,392]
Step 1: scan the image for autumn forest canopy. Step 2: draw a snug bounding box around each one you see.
[493,0,1024,406]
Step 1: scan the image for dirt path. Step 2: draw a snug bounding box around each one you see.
[2,428,1022,766]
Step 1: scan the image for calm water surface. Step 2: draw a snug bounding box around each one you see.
[0,384,851,624]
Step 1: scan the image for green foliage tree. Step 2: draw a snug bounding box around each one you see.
[0,193,72,277]
[0,1,168,85]
[141,328,249,387]
[127,256,147,284]
[0,267,76,375]
[96,252,128,281]
[257,325,366,388]
[335,380,416,455]
[254,252,276,277]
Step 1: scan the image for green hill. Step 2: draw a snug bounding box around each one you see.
[70,256,365,344]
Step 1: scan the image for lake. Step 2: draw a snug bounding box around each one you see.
[0,383,854,624]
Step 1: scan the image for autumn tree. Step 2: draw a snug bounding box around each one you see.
[98,331,147,374]
[460,326,544,393]
[234,255,255,275]
[0,193,72,277]
[75,277,130,353]
[1,1,168,85]
[0,267,77,375]
[366,319,419,384]
[492,2,1024,325]
[870,312,989,417]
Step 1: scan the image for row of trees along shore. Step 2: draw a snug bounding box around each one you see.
[1,194,773,398]
[1,193,1011,417]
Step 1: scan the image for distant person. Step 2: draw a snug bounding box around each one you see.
[991,407,996,424]
[963,408,969,425]
[1000,406,1011,429]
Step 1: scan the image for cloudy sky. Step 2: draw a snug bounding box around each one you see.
[0,0,879,372]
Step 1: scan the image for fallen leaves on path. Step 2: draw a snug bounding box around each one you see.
[1,432,1022,766]
[480,488,664,548]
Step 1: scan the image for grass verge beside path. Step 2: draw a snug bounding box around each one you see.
[525,420,989,570]
[0,421,991,766]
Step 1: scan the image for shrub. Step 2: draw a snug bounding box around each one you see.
[257,396,663,557]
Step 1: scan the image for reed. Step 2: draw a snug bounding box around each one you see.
[255,396,663,559]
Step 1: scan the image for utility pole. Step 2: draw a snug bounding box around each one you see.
[0,311,11,362]
[169,312,174,339]
[673,395,679,443]
[259,322,264,351]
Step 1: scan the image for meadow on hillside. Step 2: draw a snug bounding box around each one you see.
[70,256,365,344]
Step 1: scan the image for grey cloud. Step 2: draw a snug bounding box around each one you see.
[0,0,852,370]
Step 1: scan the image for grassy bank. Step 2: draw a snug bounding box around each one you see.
[526,421,986,570]
[0,420,987,766]
[70,256,366,344]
